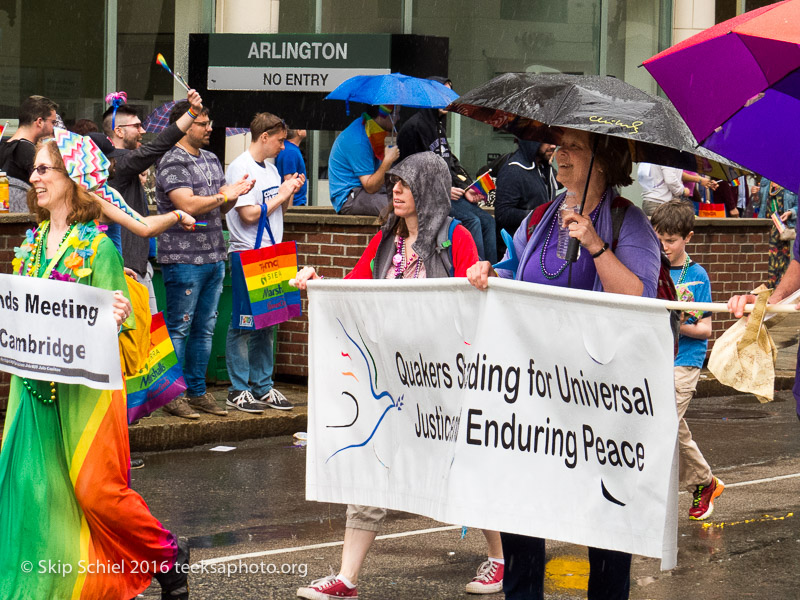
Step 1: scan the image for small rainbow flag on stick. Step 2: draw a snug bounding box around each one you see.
[0,121,8,143]
[466,171,496,197]
[155,52,190,91]
[126,312,187,422]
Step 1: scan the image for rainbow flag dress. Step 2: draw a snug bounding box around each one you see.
[0,221,177,599]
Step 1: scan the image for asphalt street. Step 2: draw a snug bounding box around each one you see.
[131,390,800,600]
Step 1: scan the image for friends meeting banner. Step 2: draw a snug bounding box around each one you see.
[0,274,122,389]
[306,278,679,568]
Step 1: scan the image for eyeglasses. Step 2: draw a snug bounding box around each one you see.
[193,120,213,129]
[30,165,63,176]
[116,122,143,130]
[388,174,408,188]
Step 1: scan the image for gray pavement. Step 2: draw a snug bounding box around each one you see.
[128,389,800,600]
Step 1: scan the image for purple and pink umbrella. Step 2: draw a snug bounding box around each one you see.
[643,0,800,192]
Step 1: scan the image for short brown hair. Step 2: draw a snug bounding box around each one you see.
[19,95,58,127]
[592,134,633,188]
[650,199,695,238]
[250,112,286,139]
[27,140,102,224]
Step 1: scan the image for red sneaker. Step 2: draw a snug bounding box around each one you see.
[689,476,725,521]
[297,575,358,599]
[465,559,504,594]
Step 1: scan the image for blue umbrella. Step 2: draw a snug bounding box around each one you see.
[325,73,459,115]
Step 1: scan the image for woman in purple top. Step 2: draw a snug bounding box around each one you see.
[468,128,661,600]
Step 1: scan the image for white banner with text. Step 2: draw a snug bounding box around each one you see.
[0,273,122,389]
[306,278,679,568]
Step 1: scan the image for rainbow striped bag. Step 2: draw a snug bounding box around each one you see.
[230,204,301,330]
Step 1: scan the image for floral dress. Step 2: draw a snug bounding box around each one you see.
[0,220,177,599]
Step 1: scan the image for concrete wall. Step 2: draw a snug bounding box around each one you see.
[0,211,774,413]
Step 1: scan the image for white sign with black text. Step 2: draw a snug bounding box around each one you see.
[0,273,122,389]
[306,278,679,568]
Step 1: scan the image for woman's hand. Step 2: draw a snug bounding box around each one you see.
[112,291,132,327]
[467,261,494,290]
[290,266,320,290]
[562,211,604,256]
[781,210,793,222]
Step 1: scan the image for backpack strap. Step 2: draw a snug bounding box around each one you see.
[526,201,553,240]
[609,196,633,250]
[435,217,460,277]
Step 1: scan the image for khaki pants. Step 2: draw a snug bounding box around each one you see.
[675,366,713,491]
[346,504,387,532]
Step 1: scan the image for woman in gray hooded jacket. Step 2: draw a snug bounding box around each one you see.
[294,152,505,597]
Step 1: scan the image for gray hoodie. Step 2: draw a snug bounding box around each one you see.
[372,152,454,279]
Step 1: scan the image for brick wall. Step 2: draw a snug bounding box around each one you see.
[0,211,775,412]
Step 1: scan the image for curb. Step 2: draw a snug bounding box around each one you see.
[130,384,308,452]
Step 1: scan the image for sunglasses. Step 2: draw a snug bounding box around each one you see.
[30,165,64,176]
[388,174,408,188]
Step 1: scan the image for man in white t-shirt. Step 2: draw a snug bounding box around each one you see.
[225,113,305,413]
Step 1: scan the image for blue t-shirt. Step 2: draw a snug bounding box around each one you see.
[276,140,307,206]
[327,117,380,212]
[671,260,712,368]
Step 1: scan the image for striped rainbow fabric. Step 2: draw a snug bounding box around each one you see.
[466,171,496,197]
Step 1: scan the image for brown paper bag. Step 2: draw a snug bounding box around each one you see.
[707,287,777,402]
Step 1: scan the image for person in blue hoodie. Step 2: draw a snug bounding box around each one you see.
[494,139,557,254]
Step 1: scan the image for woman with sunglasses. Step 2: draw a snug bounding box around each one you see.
[294,151,506,599]
[0,137,189,600]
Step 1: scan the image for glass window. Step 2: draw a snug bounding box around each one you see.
[411,0,667,177]
[321,0,403,34]
[0,0,105,125]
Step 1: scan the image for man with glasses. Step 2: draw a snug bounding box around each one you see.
[0,95,58,210]
[101,88,207,303]
[154,101,254,420]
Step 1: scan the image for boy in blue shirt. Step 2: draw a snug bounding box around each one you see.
[651,200,724,521]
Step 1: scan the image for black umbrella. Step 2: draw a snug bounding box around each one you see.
[448,73,746,261]
[448,73,744,181]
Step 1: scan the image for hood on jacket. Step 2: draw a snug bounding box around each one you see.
[516,139,544,166]
[384,151,451,262]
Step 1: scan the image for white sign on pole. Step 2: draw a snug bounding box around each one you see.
[0,273,122,389]
[307,278,679,568]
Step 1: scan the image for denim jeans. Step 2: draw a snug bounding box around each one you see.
[225,324,275,398]
[161,261,225,397]
[450,197,497,263]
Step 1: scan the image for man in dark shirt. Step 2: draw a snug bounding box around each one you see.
[101,89,206,308]
[0,95,58,211]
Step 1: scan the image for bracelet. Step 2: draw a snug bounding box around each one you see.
[187,107,198,119]
[219,192,228,204]
[591,242,610,259]
[172,209,184,224]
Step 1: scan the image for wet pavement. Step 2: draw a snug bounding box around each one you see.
[130,389,800,600]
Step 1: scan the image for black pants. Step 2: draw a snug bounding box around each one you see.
[501,533,631,600]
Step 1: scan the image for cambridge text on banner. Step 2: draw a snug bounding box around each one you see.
[306,278,679,568]
[0,273,122,389]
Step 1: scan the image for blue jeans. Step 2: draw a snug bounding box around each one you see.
[500,533,631,600]
[161,261,225,397]
[450,197,497,263]
[225,324,275,397]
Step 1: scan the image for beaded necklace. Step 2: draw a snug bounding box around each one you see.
[176,142,213,188]
[21,220,74,405]
[675,253,691,285]
[539,191,607,280]
[392,236,422,279]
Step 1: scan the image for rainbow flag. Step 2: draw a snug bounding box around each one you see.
[232,242,302,330]
[126,312,186,422]
[362,113,388,160]
[466,171,496,197]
